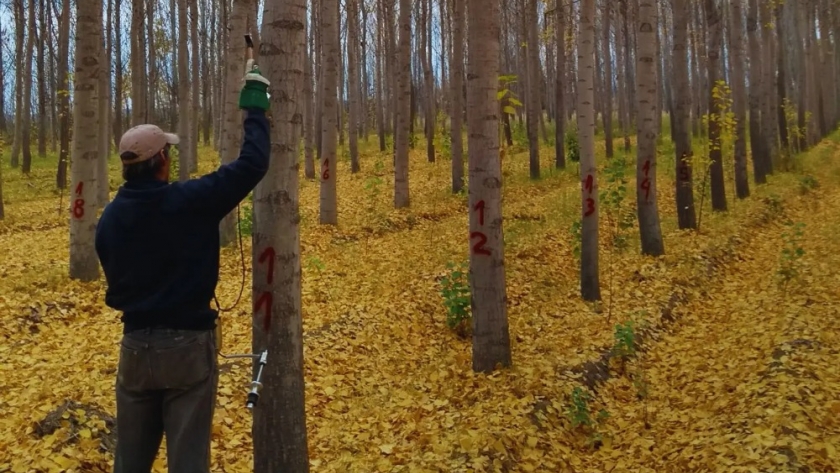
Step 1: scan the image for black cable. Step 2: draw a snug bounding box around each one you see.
[213,203,247,313]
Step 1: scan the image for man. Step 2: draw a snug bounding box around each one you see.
[95,61,270,472]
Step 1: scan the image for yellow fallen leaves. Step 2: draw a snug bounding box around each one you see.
[3,136,840,471]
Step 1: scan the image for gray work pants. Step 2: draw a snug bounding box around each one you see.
[113,328,218,473]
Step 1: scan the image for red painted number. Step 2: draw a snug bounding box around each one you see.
[584,174,593,194]
[75,182,84,196]
[322,159,330,180]
[471,231,491,255]
[641,179,651,201]
[642,160,651,176]
[72,199,85,219]
[473,200,485,226]
[254,292,273,332]
[584,198,595,217]
[259,247,276,284]
[256,246,276,332]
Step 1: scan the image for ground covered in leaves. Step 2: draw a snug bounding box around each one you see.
[1,134,839,472]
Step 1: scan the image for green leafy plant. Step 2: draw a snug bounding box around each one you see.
[439,261,472,337]
[612,320,636,360]
[798,175,819,195]
[599,155,635,251]
[237,195,254,236]
[566,386,610,448]
[565,125,580,163]
[778,222,806,289]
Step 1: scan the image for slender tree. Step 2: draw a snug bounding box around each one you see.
[704,0,727,212]
[130,0,147,125]
[69,0,103,282]
[554,0,566,169]
[450,0,465,192]
[97,20,111,208]
[219,0,250,246]
[394,0,412,208]
[602,1,614,158]
[348,0,362,173]
[672,0,697,229]
[635,0,664,255]
[578,0,601,300]
[252,0,310,470]
[526,0,540,179]
[746,0,766,184]
[177,0,192,181]
[729,0,749,198]
[320,0,339,224]
[56,0,71,189]
[467,0,511,372]
[21,0,36,174]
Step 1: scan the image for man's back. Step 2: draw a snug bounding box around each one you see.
[95,109,270,333]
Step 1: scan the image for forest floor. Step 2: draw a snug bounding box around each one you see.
[1,133,840,473]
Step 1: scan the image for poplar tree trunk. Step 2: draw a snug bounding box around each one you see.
[56,0,71,189]
[672,0,697,229]
[466,0,511,373]
[578,0,601,301]
[746,0,766,183]
[320,0,339,223]
[218,0,249,246]
[0,26,5,137]
[69,0,103,282]
[602,1,614,158]
[819,0,835,133]
[130,0,147,125]
[729,0,749,199]
[555,0,566,169]
[375,0,387,151]
[98,25,111,208]
[36,0,47,158]
[420,0,436,162]
[804,1,820,145]
[704,0,727,212]
[252,0,310,469]
[21,0,35,174]
[177,0,192,182]
[635,0,664,256]
[759,0,778,171]
[189,0,200,172]
[11,0,24,168]
[394,0,412,208]
[526,0,540,178]
[113,0,124,149]
[146,0,156,122]
[348,0,362,173]
[450,0,465,193]
[304,14,316,178]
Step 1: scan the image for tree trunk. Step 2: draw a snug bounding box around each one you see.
[704,0,727,212]
[130,0,147,125]
[304,11,316,178]
[251,0,310,469]
[554,0,566,169]
[759,0,777,171]
[113,0,124,149]
[21,0,35,174]
[394,0,412,208]
[821,0,837,131]
[348,0,362,173]
[69,0,103,282]
[578,0,601,301]
[36,0,47,158]
[450,0,465,192]
[11,0,24,168]
[635,0,664,255]
[420,0,436,162]
[177,0,192,182]
[672,0,697,229]
[603,1,614,158]
[775,2,790,155]
[804,1,820,145]
[729,0,749,198]
[466,0,511,373]
[189,0,200,172]
[98,21,111,208]
[746,0,766,184]
[375,0,387,151]
[218,0,249,246]
[320,0,339,223]
[56,0,71,189]
[526,0,540,178]
[622,0,634,151]
[0,25,6,137]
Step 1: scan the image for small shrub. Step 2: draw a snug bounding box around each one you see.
[778,222,806,289]
[612,321,636,360]
[565,127,580,163]
[439,261,472,336]
[798,175,819,194]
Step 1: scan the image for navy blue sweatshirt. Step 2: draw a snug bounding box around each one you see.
[95,109,270,333]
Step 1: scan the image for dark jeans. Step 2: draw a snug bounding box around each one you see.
[113,328,218,473]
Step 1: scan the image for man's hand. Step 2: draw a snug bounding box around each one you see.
[239,59,270,111]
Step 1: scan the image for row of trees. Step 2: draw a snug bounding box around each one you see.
[1,0,838,469]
